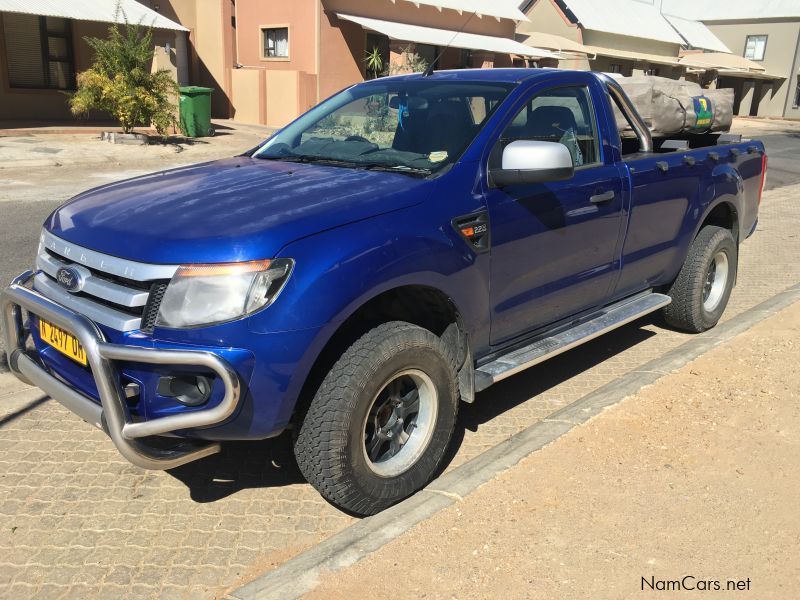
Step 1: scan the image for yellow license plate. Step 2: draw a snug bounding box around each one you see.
[39,319,88,366]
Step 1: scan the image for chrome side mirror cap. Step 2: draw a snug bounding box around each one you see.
[490,140,574,187]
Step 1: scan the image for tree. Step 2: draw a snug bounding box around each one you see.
[70,16,178,135]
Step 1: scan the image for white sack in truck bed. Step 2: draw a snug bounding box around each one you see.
[613,76,734,136]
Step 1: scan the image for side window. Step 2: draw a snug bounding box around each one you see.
[499,86,600,167]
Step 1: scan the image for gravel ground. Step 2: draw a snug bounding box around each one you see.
[307,301,800,599]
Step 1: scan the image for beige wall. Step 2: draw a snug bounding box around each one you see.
[0,14,178,122]
[152,0,234,118]
[519,0,589,70]
[518,0,683,78]
[703,19,800,118]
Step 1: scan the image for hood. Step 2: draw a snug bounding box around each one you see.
[45,156,431,264]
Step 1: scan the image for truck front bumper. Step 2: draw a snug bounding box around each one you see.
[1,271,243,470]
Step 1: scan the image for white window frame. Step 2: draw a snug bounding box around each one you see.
[744,34,767,62]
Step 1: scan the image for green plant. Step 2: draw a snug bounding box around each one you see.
[364,46,384,79]
[70,11,178,135]
[388,45,428,75]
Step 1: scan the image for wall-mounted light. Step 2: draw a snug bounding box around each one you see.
[165,42,171,54]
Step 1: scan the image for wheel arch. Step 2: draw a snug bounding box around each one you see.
[697,199,740,244]
[290,283,472,428]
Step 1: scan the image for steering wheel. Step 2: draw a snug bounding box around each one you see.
[344,135,370,143]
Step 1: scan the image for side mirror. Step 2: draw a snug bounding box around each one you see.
[490,140,574,187]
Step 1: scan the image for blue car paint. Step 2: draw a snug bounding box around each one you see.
[34,69,764,441]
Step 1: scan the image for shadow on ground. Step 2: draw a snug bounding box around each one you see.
[168,432,305,502]
[168,317,661,505]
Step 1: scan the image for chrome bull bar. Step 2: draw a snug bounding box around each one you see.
[1,270,242,470]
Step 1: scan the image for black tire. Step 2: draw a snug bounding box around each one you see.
[664,225,737,333]
[294,321,459,515]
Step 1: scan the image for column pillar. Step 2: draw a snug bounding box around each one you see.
[738,80,756,116]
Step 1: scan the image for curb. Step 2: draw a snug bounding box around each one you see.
[230,281,800,600]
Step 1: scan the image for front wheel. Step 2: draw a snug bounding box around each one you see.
[664,225,737,332]
[294,321,459,515]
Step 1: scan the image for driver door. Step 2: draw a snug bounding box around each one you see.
[485,84,625,345]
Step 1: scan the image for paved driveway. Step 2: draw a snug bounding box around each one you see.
[1,124,799,598]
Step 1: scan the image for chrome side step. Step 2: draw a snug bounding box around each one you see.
[475,292,671,392]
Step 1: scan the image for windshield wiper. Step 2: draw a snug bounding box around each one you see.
[359,163,430,177]
[259,154,430,176]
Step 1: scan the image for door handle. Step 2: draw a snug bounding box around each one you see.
[589,190,615,204]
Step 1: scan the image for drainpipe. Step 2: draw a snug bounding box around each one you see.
[234,0,240,63]
[315,0,321,103]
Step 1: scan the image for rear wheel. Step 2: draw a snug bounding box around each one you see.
[294,321,459,515]
[664,225,737,332]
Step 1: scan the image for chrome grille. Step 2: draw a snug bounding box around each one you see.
[35,230,179,332]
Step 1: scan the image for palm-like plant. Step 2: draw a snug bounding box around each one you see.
[364,46,384,79]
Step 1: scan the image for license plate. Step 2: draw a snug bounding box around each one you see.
[39,319,88,366]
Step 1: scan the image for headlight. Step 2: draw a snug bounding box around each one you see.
[156,258,294,328]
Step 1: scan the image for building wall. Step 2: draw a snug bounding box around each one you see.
[150,0,234,118]
[317,0,518,102]
[518,0,683,78]
[0,14,178,122]
[518,0,589,70]
[702,19,800,118]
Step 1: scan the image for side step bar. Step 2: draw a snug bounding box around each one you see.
[475,292,671,392]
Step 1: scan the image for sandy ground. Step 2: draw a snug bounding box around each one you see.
[307,301,800,599]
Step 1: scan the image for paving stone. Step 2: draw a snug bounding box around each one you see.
[0,183,797,598]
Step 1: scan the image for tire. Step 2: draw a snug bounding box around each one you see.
[663,225,737,333]
[294,321,459,515]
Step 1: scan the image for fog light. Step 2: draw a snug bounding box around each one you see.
[157,374,212,406]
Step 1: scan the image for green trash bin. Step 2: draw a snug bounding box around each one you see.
[179,86,215,137]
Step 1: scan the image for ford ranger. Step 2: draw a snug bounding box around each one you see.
[1,69,767,515]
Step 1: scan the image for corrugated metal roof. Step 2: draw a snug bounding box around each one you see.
[663,0,800,21]
[664,14,731,53]
[337,13,556,58]
[558,0,685,45]
[399,0,529,21]
[0,0,187,31]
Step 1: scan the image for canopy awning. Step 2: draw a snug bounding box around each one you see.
[398,0,529,22]
[663,14,731,53]
[679,52,766,72]
[0,0,187,31]
[583,45,681,67]
[518,32,591,56]
[336,13,557,59]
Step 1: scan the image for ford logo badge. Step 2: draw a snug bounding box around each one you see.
[56,266,84,293]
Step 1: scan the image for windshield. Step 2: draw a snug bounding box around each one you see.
[254,79,515,176]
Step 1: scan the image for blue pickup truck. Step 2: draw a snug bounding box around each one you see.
[2,69,767,515]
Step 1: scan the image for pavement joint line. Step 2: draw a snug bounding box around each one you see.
[423,489,464,502]
[231,280,800,600]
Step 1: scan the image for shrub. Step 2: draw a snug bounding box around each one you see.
[70,16,178,135]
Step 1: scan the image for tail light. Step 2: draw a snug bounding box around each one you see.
[758,153,768,206]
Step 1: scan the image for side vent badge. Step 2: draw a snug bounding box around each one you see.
[452,212,490,253]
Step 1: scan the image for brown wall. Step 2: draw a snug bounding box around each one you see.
[317,0,519,99]
[0,14,178,122]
